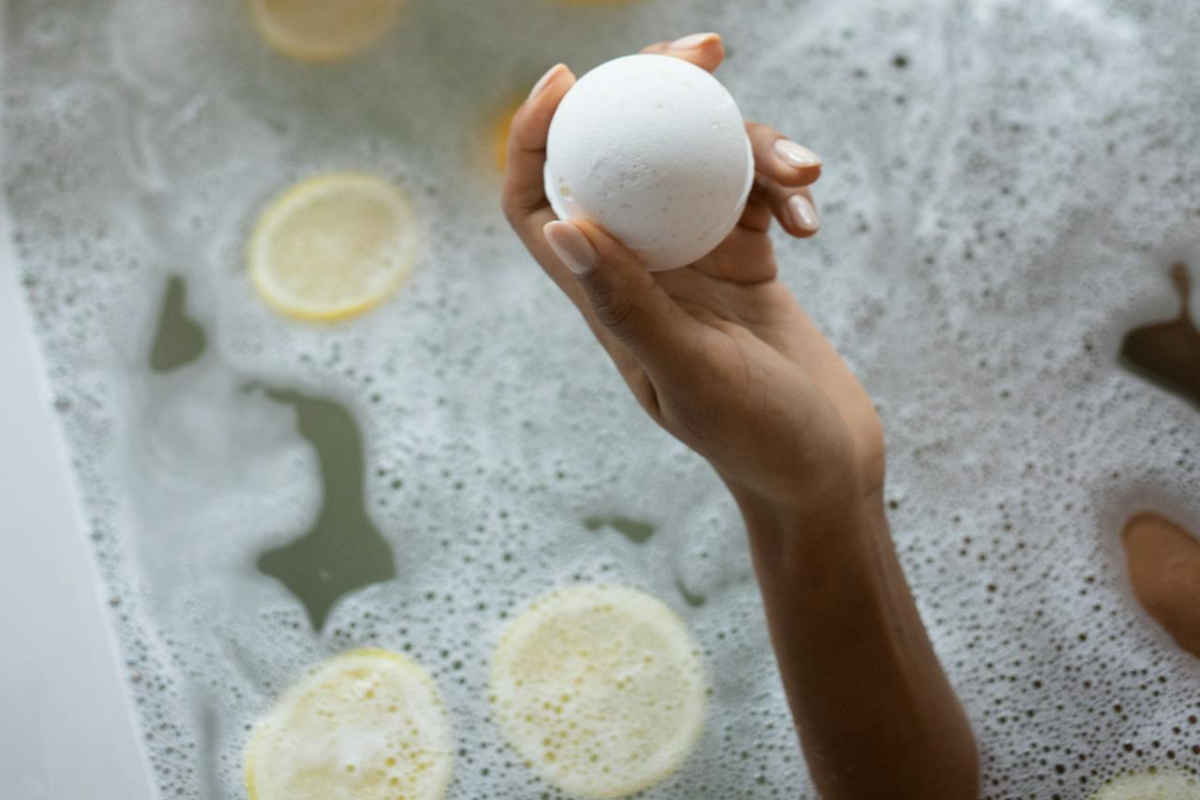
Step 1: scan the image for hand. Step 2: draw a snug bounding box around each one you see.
[502,33,885,515]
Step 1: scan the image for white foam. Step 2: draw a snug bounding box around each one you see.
[3,0,1200,797]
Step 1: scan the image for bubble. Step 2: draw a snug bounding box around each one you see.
[4,0,1200,797]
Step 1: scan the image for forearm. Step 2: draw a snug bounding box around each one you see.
[735,491,979,799]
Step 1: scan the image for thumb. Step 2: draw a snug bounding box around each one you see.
[542,219,703,370]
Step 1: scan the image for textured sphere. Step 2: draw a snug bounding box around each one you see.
[545,54,754,271]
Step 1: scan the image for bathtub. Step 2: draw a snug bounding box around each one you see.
[0,186,154,795]
[5,0,1200,796]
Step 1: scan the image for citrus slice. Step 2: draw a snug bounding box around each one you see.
[245,648,452,800]
[1090,770,1199,799]
[250,0,404,63]
[248,172,418,321]
[489,584,707,799]
[491,102,520,173]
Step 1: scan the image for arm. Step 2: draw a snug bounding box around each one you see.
[737,490,978,798]
[502,32,979,798]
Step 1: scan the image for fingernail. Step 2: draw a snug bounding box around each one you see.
[774,139,821,169]
[544,220,597,275]
[670,32,718,50]
[528,63,564,100]
[787,194,820,232]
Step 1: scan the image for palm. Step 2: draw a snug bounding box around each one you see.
[643,236,885,504]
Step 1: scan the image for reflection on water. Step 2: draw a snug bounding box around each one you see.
[255,387,395,631]
[1119,263,1200,409]
[149,275,207,372]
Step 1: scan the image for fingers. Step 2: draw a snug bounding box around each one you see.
[744,122,821,237]
[543,219,708,379]
[640,32,725,72]
[756,179,820,238]
[501,62,606,333]
[747,122,821,187]
[501,63,575,228]
[690,226,778,283]
[500,65,640,377]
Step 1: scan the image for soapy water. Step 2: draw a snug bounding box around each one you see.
[4,0,1200,797]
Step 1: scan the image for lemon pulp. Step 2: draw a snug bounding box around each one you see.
[248,172,417,322]
[245,648,452,800]
[489,584,707,799]
[250,0,404,62]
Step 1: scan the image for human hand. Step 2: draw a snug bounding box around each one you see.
[501,33,884,516]
[503,40,980,796]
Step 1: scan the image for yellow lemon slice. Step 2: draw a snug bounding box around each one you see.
[1090,770,1199,800]
[245,648,452,800]
[489,584,707,799]
[250,0,404,63]
[248,172,418,322]
[491,102,520,173]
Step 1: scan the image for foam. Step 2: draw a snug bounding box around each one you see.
[3,0,1200,797]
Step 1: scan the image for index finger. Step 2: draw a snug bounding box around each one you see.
[501,63,574,232]
[501,65,638,373]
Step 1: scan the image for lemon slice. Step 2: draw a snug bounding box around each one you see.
[250,0,404,63]
[245,648,452,800]
[491,102,520,173]
[489,584,707,799]
[248,172,418,321]
[1090,770,1199,800]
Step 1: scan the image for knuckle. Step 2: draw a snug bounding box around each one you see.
[588,280,637,334]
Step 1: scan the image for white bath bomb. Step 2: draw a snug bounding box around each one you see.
[544,54,755,271]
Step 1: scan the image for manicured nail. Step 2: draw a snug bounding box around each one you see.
[670,32,718,50]
[528,63,564,100]
[774,139,821,169]
[787,194,820,232]
[544,220,597,275]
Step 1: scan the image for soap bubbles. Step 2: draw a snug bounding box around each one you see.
[4,0,1200,797]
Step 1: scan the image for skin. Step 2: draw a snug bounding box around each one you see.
[1122,512,1200,658]
[502,33,980,799]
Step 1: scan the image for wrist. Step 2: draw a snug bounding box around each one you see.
[726,473,885,552]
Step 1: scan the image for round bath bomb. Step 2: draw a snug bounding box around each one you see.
[544,54,754,271]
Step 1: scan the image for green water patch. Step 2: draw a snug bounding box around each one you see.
[256,388,396,631]
[582,514,656,545]
[149,275,207,372]
[674,577,706,608]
